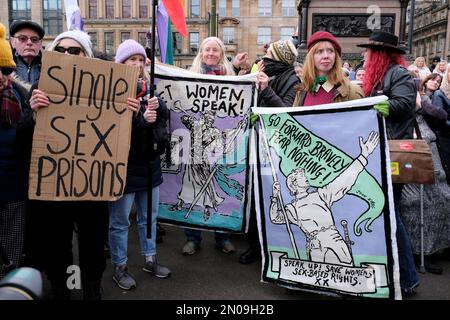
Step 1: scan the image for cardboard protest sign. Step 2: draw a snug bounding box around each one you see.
[28,51,139,201]
[252,97,401,299]
[154,64,256,233]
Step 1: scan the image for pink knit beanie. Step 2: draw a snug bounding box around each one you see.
[115,39,146,64]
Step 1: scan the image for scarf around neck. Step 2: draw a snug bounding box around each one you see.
[311,76,328,93]
[262,57,293,78]
[259,57,296,100]
[0,80,21,127]
[201,63,226,75]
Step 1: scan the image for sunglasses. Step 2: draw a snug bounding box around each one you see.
[54,46,83,55]
[14,35,41,44]
[0,67,14,76]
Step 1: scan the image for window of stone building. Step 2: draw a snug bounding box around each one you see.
[42,0,62,36]
[258,0,271,16]
[121,32,131,43]
[89,0,97,19]
[105,0,114,19]
[282,0,295,17]
[190,32,199,54]
[223,27,235,44]
[122,0,131,18]
[441,36,446,53]
[232,0,240,17]
[139,0,148,18]
[191,0,200,18]
[281,27,295,41]
[257,27,271,45]
[138,32,147,47]
[173,32,182,54]
[105,32,115,55]
[88,32,98,51]
[219,0,226,17]
[9,0,31,24]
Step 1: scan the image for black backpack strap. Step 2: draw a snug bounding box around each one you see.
[413,117,423,140]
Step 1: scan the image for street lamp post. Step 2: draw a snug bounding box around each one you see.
[210,0,218,37]
[408,0,416,54]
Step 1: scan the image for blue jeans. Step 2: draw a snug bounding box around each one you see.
[393,184,420,290]
[184,228,229,247]
[108,187,159,266]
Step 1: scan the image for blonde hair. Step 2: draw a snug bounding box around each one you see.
[414,56,427,67]
[189,37,235,75]
[301,41,344,92]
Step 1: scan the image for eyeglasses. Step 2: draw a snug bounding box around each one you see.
[54,46,83,55]
[0,67,14,76]
[14,35,41,44]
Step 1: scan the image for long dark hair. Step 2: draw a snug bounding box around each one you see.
[419,73,442,95]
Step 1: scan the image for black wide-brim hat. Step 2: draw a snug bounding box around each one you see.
[357,31,406,54]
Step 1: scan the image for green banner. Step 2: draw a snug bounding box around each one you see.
[261,113,385,236]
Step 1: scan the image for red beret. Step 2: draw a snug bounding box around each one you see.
[307,31,342,55]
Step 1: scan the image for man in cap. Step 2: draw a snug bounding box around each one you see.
[430,56,440,73]
[293,31,364,106]
[9,20,45,86]
[358,30,419,296]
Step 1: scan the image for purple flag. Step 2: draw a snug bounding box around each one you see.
[64,0,84,31]
[157,1,169,63]
[70,10,84,31]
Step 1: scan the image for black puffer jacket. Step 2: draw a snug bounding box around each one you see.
[124,95,169,194]
[370,64,416,139]
[258,71,299,108]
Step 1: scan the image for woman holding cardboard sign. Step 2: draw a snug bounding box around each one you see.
[28,30,137,300]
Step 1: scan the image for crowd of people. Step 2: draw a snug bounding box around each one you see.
[1,18,450,300]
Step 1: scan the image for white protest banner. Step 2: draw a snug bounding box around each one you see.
[155,63,256,233]
[252,97,401,299]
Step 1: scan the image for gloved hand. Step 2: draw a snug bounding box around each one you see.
[250,112,259,126]
[374,101,390,118]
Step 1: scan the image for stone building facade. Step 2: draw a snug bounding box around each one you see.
[4,1,416,68]
[3,1,299,68]
[297,0,409,65]
[406,0,450,64]
[76,0,299,68]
